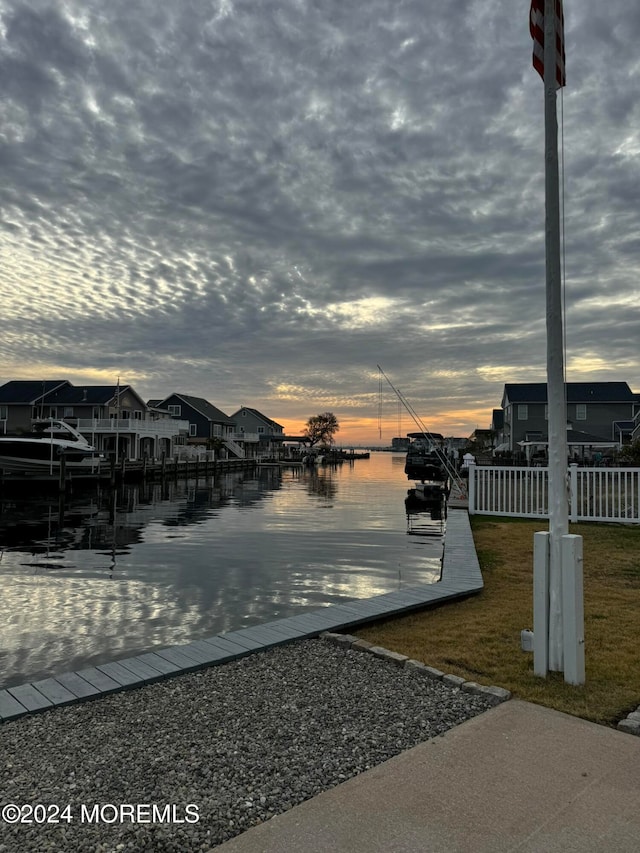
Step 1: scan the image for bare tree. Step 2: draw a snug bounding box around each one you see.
[302,412,340,447]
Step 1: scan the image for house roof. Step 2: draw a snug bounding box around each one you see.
[0,380,70,404]
[613,420,635,433]
[43,385,131,405]
[233,407,283,430]
[161,394,234,425]
[0,380,149,408]
[503,382,635,405]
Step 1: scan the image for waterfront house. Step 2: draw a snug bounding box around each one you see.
[228,407,285,459]
[632,394,640,442]
[500,382,637,459]
[0,380,188,460]
[466,428,495,462]
[0,380,70,433]
[151,394,239,456]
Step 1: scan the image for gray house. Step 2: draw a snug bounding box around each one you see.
[0,380,186,459]
[228,407,285,459]
[632,394,640,442]
[500,382,637,458]
[153,393,238,455]
[0,380,70,432]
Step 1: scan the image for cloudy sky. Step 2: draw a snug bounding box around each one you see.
[1,1,639,444]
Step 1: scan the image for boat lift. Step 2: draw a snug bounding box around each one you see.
[376,365,467,503]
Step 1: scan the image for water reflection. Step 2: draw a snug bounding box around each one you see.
[405,492,447,537]
[0,454,443,688]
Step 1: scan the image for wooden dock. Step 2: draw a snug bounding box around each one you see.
[0,455,257,489]
[0,510,482,722]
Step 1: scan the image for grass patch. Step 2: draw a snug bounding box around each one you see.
[357,516,640,726]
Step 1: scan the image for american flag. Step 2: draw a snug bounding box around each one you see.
[530,0,566,89]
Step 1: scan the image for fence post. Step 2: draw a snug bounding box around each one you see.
[569,463,578,522]
[562,534,585,685]
[468,463,476,514]
[533,531,550,677]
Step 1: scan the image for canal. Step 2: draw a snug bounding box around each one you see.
[0,452,445,688]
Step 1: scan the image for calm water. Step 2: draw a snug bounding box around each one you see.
[0,452,444,688]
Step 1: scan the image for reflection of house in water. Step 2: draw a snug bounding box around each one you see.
[0,471,257,557]
[0,468,282,690]
[230,466,283,508]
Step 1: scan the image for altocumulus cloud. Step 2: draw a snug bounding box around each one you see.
[0,0,638,440]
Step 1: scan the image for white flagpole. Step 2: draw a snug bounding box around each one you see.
[543,0,568,671]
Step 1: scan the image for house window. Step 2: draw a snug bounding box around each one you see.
[64,407,74,418]
[257,426,264,433]
[168,405,181,416]
[133,410,142,420]
[0,405,7,420]
[517,405,528,420]
[92,407,101,419]
[576,404,587,420]
[189,423,197,436]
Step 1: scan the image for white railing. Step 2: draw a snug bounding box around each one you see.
[173,447,216,462]
[76,418,190,438]
[468,464,640,523]
[230,432,260,443]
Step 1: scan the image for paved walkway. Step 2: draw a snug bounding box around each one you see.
[0,510,481,722]
[214,699,640,853]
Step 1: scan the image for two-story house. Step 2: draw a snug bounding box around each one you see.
[501,382,635,460]
[0,380,187,460]
[0,380,70,433]
[152,394,238,456]
[631,393,640,443]
[228,407,285,459]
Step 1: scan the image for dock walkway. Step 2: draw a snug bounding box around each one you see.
[0,510,482,723]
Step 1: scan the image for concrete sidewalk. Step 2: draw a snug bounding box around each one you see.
[216,700,640,853]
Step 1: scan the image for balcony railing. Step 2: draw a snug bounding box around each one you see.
[76,418,190,438]
[230,432,260,443]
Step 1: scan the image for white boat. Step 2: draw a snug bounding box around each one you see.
[0,420,102,475]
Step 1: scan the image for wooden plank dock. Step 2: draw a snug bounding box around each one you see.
[0,510,482,723]
[0,455,258,488]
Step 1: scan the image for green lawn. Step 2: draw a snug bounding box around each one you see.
[357,516,640,726]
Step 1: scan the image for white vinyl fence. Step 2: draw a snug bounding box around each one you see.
[468,464,640,523]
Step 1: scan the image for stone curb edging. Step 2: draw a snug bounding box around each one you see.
[617,707,640,736]
[319,632,512,705]
[320,633,640,737]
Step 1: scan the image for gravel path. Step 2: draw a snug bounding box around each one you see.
[0,638,499,852]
